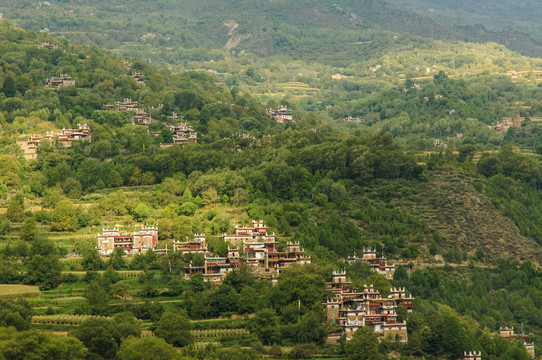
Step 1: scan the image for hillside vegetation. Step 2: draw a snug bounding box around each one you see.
[0,8,542,360]
[5,0,542,138]
[393,0,542,42]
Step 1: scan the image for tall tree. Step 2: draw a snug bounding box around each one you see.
[25,254,62,290]
[250,308,281,345]
[116,336,180,360]
[0,327,88,360]
[85,279,111,315]
[2,76,16,97]
[153,312,193,347]
[20,217,38,242]
[345,327,383,360]
[6,193,24,222]
[72,317,118,360]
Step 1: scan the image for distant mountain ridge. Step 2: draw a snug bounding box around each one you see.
[392,0,542,41]
[337,0,542,58]
[2,0,542,64]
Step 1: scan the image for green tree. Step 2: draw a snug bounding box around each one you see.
[72,317,118,359]
[112,312,141,343]
[0,327,88,359]
[133,203,150,222]
[250,308,281,345]
[112,280,132,309]
[2,76,16,97]
[154,312,193,347]
[458,144,476,163]
[63,177,83,198]
[431,314,467,359]
[6,193,24,222]
[139,271,159,298]
[25,254,62,290]
[141,172,155,185]
[109,247,128,270]
[2,97,23,112]
[50,199,79,231]
[116,336,180,360]
[85,279,111,315]
[20,217,38,242]
[130,167,143,186]
[178,202,197,216]
[0,299,32,330]
[270,265,327,311]
[295,311,327,344]
[82,249,105,271]
[288,343,318,359]
[345,327,383,360]
[0,215,10,236]
[223,264,255,292]
[30,237,60,257]
[393,265,409,288]
[238,286,258,314]
[107,170,124,187]
[477,155,500,178]
[16,74,33,94]
[181,187,193,203]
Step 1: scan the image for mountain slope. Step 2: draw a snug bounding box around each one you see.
[400,171,542,265]
[336,0,542,58]
[2,0,542,65]
[392,0,542,41]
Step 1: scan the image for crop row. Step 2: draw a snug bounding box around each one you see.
[50,297,87,305]
[62,271,143,279]
[140,329,250,338]
[192,342,220,350]
[0,292,41,300]
[191,328,250,338]
[32,315,110,326]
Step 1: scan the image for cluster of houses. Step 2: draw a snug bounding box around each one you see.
[93,220,537,357]
[160,123,198,148]
[132,72,145,85]
[432,133,463,149]
[499,327,535,358]
[347,248,395,280]
[433,139,447,149]
[464,327,536,359]
[19,124,91,159]
[344,116,364,124]
[489,114,522,131]
[370,64,381,73]
[37,42,58,49]
[95,220,311,283]
[105,98,140,111]
[97,226,159,256]
[180,220,311,283]
[104,98,150,125]
[45,74,75,88]
[325,271,412,342]
[266,106,293,124]
[464,351,482,360]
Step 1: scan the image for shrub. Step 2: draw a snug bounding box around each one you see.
[288,343,317,359]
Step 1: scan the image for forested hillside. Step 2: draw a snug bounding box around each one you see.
[3,0,542,60]
[393,0,542,42]
[6,0,542,146]
[1,6,542,360]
